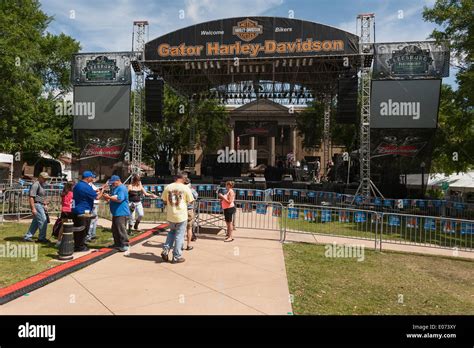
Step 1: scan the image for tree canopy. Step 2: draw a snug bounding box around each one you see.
[0,0,80,160]
[423,0,474,174]
[142,86,229,168]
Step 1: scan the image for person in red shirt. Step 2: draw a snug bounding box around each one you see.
[60,182,74,220]
[218,181,236,242]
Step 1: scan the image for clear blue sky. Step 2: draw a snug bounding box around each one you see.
[39,0,457,86]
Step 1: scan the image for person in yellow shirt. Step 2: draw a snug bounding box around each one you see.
[160,173,194,263]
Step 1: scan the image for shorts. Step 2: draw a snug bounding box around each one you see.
[187,209,194,224]
[223,207,236,223]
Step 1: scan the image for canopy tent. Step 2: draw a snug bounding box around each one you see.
[404,171,474,193]
[0,153,14,187]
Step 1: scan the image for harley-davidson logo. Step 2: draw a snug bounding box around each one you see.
[232,18,263,42]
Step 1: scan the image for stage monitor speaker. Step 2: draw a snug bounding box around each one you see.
[336,74,358,124]
[145,76,164,123]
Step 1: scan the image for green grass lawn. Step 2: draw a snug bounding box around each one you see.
[0,221,144,288]
[282,213,473,249]
[284,242,474,315]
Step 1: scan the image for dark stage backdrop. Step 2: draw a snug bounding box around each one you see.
[73,85,131,130]
[370,79,441,129]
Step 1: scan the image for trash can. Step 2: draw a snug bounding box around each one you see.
[72,213,96,252]
[58,223,84,260]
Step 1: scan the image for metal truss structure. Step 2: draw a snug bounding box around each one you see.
[354,13,383,199]
[323,94,332,175]
[130,21,148,174]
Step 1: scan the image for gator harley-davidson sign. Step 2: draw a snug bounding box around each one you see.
[145,17,359,60]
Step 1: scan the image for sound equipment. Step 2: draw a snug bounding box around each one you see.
[336,73,358,124]
[145,76,164,123]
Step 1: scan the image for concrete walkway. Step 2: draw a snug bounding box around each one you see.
[0,225,293,315]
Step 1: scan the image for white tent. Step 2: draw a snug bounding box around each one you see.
[0,153,14,186]
[405,171,474,194]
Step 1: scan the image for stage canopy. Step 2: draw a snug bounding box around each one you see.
[144,17,366,102]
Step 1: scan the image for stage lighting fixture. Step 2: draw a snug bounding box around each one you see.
[308,58,313,66]
[197,62,201,69]
[296,59,300,67]
[216,61,221,69]
[185,62,190,70]
[204,61,208,69]
[242,65,247,73]
[261,65,265,73]
[249,65,253,73]
[191,62,195,69]
[210,61,214,68]
[275,60,280,68]
[282,59,287,67]
[302,58,307,66]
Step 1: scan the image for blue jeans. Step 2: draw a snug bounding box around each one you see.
[129,201,144,226]
[24,203,48,240]
[87,204,98,240]
[163,220,186,260]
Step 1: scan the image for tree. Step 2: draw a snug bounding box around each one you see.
[431,84,474,174]
[296,99,358,152]
[0,0,81,160]
[142,86,229,172]
[295,100,325,150]
[423,0,474,173]
[423,0,473,106]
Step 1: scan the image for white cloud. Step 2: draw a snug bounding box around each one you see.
[183,0,283,23]
[338,2,437,42]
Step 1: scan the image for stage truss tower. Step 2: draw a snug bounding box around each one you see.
[355,13,383,198]
[131,21,148,174]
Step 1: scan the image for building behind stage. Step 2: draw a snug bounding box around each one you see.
[181,99,345,176]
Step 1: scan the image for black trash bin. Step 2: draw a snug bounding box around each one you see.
[72,214,96,251]
[58,223,84,260]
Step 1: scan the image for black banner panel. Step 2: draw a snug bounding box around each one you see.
[72,52,133,85]
[76,130,129,161]
[373,41,449,79]
[73,85,131,130]
[145,77,164,123]
[370,80,441,129]
[145,17,359,61]
[336,74,358,123]
[371,128,436,178]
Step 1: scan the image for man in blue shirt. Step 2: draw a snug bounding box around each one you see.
[72,171,105,251]
[103,175,130,252]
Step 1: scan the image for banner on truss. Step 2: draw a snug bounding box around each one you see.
[373,41,449,79]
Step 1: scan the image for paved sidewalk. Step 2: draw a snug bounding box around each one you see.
[0,227,292,315]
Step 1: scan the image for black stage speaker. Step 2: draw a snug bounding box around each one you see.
[145,76,164,123]
[336,74,358,124]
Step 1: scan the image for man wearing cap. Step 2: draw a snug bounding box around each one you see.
[24,172,51,243]
[160,173,194,263]
[72,171,105,251]
[103,175,130,252]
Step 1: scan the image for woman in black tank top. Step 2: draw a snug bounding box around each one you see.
[128,174,157,231]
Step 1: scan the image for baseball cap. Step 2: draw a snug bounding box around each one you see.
[82,171,96,179]
[38,172,50,179]
[108,175,121,184]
